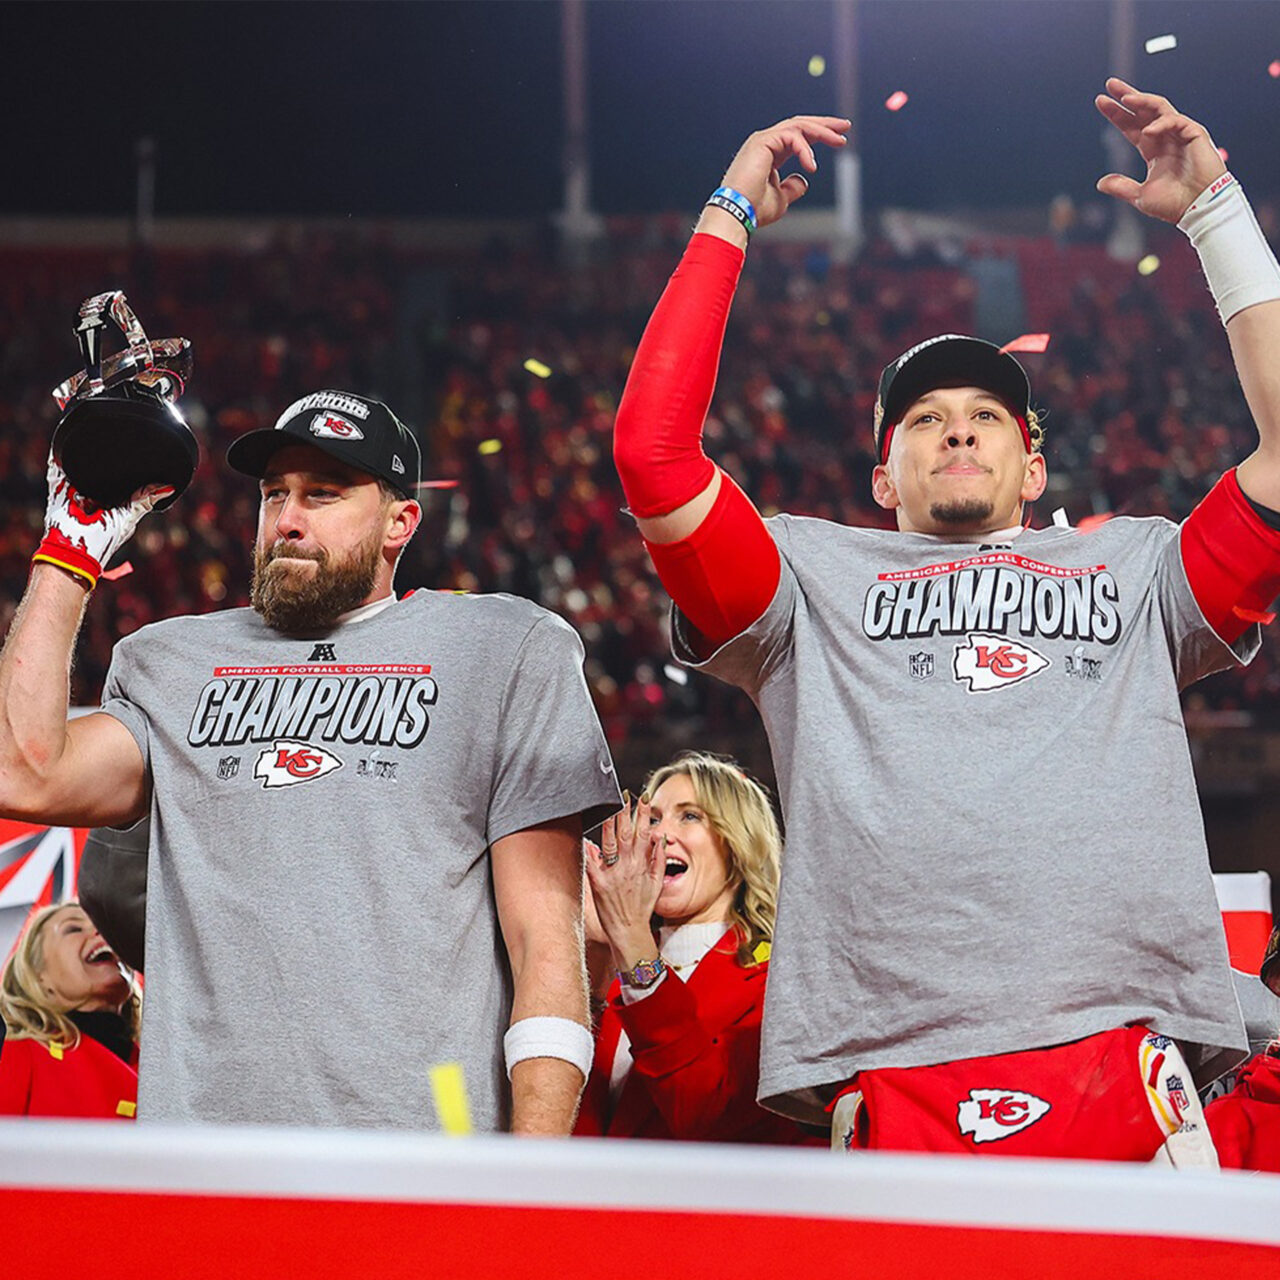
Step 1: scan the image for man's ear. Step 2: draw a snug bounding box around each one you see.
[386,498,422,551]
[1021,452,1048,504]
[871,464,900,512]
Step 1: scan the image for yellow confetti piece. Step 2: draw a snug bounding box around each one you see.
[48,1043,64,1061]
[523,358,552,378]
[429,1062,473,1135]
[1137,254,1160,276]
[752,941,772,964]
[808,55,826,77]
[478,438,503,456]
[116,1100,137,1118]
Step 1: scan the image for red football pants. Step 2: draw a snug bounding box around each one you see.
[831,1026,1208,1161]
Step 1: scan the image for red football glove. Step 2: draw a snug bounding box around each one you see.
[32,453,173,589]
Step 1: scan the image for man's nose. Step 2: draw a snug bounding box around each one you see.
[944,420,977,448]
[273,495,307,539]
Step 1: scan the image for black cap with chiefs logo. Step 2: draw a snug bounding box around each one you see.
[874,335,1031,464]
[226,389,422,498]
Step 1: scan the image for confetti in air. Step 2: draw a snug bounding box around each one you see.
[1270,60,1280,79]
[1137,255,1161,276]
[523,358,552,378]
[808,55,826,77]
[1217,147,1229,162]
[416,479,460,490]
[100,562,134,581]
[428,1062,473,1135]
[999,333,1051,354]
[885,90,909,112]
[662,663,689,686]
[1144,34,1177,54]
[478,439,503,456]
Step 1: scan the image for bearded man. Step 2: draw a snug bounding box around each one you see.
[0,389,620,1134]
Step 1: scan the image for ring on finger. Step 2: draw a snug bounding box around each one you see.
[601,853,620,868]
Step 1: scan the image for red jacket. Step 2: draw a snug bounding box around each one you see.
[0,1033,139,1119]
[575,929,813,1144]
[1206,1051,1280,1172]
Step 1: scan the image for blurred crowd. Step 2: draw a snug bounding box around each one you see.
[2,208,1280,792]
[2,216,1280,1169]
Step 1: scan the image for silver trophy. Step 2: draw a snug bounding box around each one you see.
[51,291,196,511]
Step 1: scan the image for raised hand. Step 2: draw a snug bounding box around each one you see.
[581,840,610,947]
[583,796,664,968]
[1095,78,1227,224]
[34,452,173,589]
[716,115,850,232]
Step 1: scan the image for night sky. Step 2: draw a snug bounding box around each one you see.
[3,0,1278,219]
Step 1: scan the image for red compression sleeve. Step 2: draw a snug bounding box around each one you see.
[1180,468,1280,644]
[613,233,745,518]
[645,472,781,650]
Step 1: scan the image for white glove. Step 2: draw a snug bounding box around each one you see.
[32,453,173,589]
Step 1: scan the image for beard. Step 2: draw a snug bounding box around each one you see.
[250,528,383,633]
[929,496,996,526]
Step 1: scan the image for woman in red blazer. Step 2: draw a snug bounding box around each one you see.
[0,901,140,1119]
[576,752,813,1144]
[1206,1047,1280,1172]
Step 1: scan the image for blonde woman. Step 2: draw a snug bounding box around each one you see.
[0,902,140,1118]
[575,752,813,1144]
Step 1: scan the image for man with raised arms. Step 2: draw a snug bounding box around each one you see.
[612,82,1280,1160]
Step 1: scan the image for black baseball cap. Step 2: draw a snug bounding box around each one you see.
[874,335,1032,463]
[226,390,421,497]
[1262,922,1280,997]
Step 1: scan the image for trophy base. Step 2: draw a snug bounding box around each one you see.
[53,386,198,512]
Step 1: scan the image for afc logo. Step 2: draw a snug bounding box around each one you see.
[956,1089,1051,1143]
[953,634,1050,692]
[308,643,337,662]
[253,740,344,789]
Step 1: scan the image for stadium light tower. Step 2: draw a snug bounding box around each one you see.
[558,0,604,258]
[1106,0,1145,261]
[832,0,863,261]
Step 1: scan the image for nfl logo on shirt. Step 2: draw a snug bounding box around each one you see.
[909,652,934,680]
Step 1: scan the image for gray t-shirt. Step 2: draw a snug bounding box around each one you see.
[102,591,620,1131]
[677,512,1256,1125]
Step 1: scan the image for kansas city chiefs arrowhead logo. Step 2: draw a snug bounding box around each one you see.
[309,412,364,441]
[957,1089,1051,1143]
[953,634,1050,692]
[254,740,344,788]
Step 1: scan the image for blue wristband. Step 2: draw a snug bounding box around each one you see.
[706,186,757,235]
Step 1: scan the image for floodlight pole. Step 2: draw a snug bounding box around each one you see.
[833,0,863,261]
[558,0,604,255]
[135,137,155,247]
[1105,0,1144,260]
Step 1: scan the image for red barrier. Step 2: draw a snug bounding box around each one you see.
[1,1121,1277,1279]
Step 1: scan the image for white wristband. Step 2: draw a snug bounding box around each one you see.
[1178,174,1280,326]
[503,1016,595,1080]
